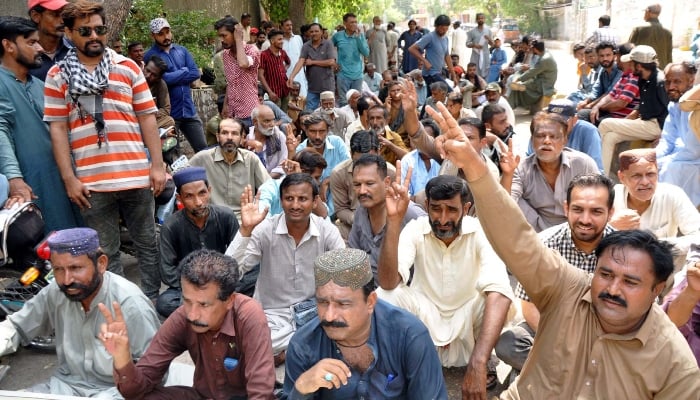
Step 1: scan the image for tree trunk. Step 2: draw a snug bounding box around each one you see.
[288,0,307,34]
[103,0,134,42]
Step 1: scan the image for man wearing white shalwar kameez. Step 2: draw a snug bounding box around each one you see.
[376,175,514,372]
[466,13,493,78]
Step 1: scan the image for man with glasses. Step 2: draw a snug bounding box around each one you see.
[503,112,598,232]
[44,0,166,302]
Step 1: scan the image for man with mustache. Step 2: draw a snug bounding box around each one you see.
[348,154,425,281]
[377,174,515,398]
[656,62,700,208]
[28,0,70,81]
[0,227,159,397]
[610,148,700,272]
[99,249,276,399]
[245,104,289,178]
[295,113,350,217]
[430,100,700,399]
[576,41,622,122]
[145,17,207,152]
[0,16,81,231]
[227,173,344,367]
[157,167,240,318]
[190,118,270,223]
[315,91,351,140]
[45,0,166,301]
[505,112,599,232]
[496,173,616,373]
[283,248,447,399]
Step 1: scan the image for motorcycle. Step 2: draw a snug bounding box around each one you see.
[0,202,56,353]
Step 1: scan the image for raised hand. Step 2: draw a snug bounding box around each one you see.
[496,138,521,176]
[285,124,298,157]
[385,161,412,221]
[98,301,132,369]
[280,159,302,175]
[400,80,417,112]
[239,185,268,236]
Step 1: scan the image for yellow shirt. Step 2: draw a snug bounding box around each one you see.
[469,171,700,400]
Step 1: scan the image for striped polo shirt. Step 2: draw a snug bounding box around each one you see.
[44,50,157,192]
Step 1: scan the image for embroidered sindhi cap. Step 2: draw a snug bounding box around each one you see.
[314,248,373,290]
[173,166,208,192]
[48,228,100,256]
[149,18,171,34]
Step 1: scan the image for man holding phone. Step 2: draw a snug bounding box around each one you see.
[332,13,370,107]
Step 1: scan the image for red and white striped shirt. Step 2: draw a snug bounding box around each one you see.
[223,44,260,119]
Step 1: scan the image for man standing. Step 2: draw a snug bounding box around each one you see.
[467,13,493,78]
[348,154,425,279]
[281,18,307,97]
[288,23,336,112]
[259,29,290,111]
[377,174,514,398]
[27,0,69,81]
[0,227,159,398]
[0,16,81,231]
[507,112,599,232]
[126,41,144,69]
[409,15,458,87]
[100,249,276,399]
[657,62,700,207]
[599,45,668,174]
[45,0,165,300]
[496,174,616,372]
[386,22,399,69]
[431,101,700,399]
[509,40,558,113]
[189,118,270,221]
[145,17,207,152]
[215,15,260,128]
[398,20,422,74]
[283,248,447,399]
[157,167,239,318]
[585,15,619,47]
[629,4,672,69]
[228,175,344,364]
[451,21,468,70]
[332,13,370,108]
[366,16,388,75]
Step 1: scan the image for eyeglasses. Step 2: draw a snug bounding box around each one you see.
[74,26,108,37]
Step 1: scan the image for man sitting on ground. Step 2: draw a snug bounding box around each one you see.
[283,248,447,399]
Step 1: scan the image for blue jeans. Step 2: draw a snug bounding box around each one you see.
[80,188,161,299]
[336,76,363,107]
[423,73,448,87]
[156,287,181,318]
[175,117,207,153]
[305,92,320,112]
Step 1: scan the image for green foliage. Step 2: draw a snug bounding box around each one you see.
[123,0,217,68]
[262,0,289,24]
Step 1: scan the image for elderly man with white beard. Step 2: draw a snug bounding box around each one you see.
[245,104,288,178]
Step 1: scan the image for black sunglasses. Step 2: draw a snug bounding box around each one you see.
[74,26,108,37]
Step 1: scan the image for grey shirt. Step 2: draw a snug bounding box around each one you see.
[348,202,426,279]
[511,148,599,232]
[1,272,159,397]
[227,213,345,310]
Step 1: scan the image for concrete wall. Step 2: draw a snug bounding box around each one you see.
[6,0,31,17]
[165,0,260,24]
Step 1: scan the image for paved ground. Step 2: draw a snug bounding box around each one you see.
[0,40,582,398]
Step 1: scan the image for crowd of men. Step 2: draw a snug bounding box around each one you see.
[1,0,700,399]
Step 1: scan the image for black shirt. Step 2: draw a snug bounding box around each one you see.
[637,69,669,128]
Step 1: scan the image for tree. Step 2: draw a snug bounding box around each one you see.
[104,0,134,42]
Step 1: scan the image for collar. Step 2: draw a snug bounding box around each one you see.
[213,146,244,164]
[86,271,113,312]
[0,65,32,83]
[215,300,239,339]
[274,213,321,238]
[581,290,656,345]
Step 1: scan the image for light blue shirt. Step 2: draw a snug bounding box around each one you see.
[414,31,448,76]
[296,135,350,216]
[333,30,370,80]
[401,150,440,196]
[363,72,382,94]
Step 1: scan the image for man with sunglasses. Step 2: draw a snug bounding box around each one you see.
[44,0,166,303]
